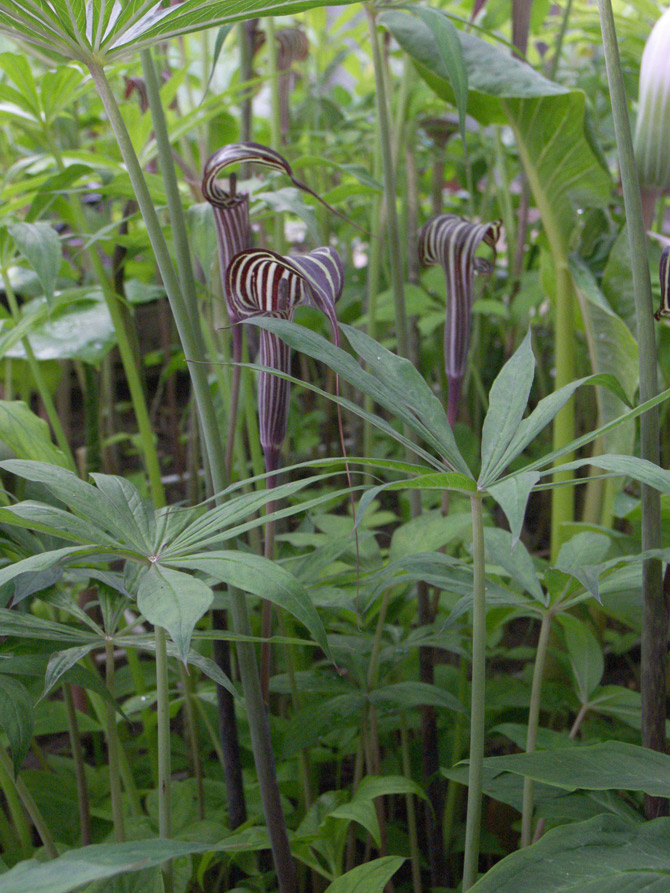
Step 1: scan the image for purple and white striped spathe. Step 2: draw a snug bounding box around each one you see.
[419,214,500,424]
[226,246,343,467]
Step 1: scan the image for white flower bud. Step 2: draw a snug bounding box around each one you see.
[635,8,670,189]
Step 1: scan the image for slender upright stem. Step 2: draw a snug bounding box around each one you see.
[45,134,164,504]
[463,494,486,890]
[400,713,422,893]
[597,0,665,818]
[0,744,57,858]
[105,639,125,843]
[238,22,254,146]
[365,4,409,360]
[520,611,552,846]
[550,262,576,561]
[140,50,200,335]
[63,684,92,846]
[155,626,174,891]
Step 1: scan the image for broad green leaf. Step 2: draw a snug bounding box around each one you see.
[0,401,70,468]
[389,510,471,561]
[7,222,61,303]
[483,741,670,798]
[0,675,33,775]
[186,203,217,285]
[323,857,405,893]
[570,258,638,460]
[354,775,427,804]
[282,693,366,757]
[469,814,670,892]
[41,643,99,701]
[485,527,544,603]
[89,474,155,552]
[0,461,146,550]
[557,614,604,702]
[137,565,213,662]
[5,293,115,365]
[487,472,540,546]
[546,453,670,497]
[0,608,100,644]
[370,681,465,714]
[0,831,273,893]
[479,329,535,485]
[0,501,117,546]
[553,531,612,602]
[168,552,329,657]
[0,545,105,590]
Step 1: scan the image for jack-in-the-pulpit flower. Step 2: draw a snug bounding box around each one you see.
[226,246,344,473]
[635,8,670,191]
[418,214,501,426]
[202,142,342,475]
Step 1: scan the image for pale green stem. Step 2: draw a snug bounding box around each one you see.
[550,263,576,561]
[89,60,296,887]
[45,133,164,504]
[367,587,391,692]
[140,50,200,335]
[105,639,125,842]
[63,684,92,846]
[443,653,468,856]
[125,647,158,783]
[365,3,409,360]
[155,626,174,891]
[520,611,552,847]
[400,713,422,893]
[179,662,205,820]
[597,0,664,800]
[266,17,282,150]
[548,0,574,80]
[0,744,57,858]
[463,494,486,890]
[0,747,32,858]
[1,270,75,464]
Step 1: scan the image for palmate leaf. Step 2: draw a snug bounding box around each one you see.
[0,675,33,775]
[0,0,360,63]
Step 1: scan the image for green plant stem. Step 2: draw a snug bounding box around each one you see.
[266,17,282,150]
[443,651,468,857]
[365,3,409,360]
[597,0,665,817]
[463,493,486,890]
[0,270,75,464]
[179,662,205,820]
[548,0,574,80]
[550,262,576,560]
[45,134,164,504]
[0,749,32,859]
[140,50,200,335]
[125,647,158,784]
[400,713,422,893]
[63,684,92,846]
[90,60,296,887]
[105,639,125,843]
[155,626,174,891]
[520,610,552,847]
[0,744,57,858]
[238,22,254,147]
